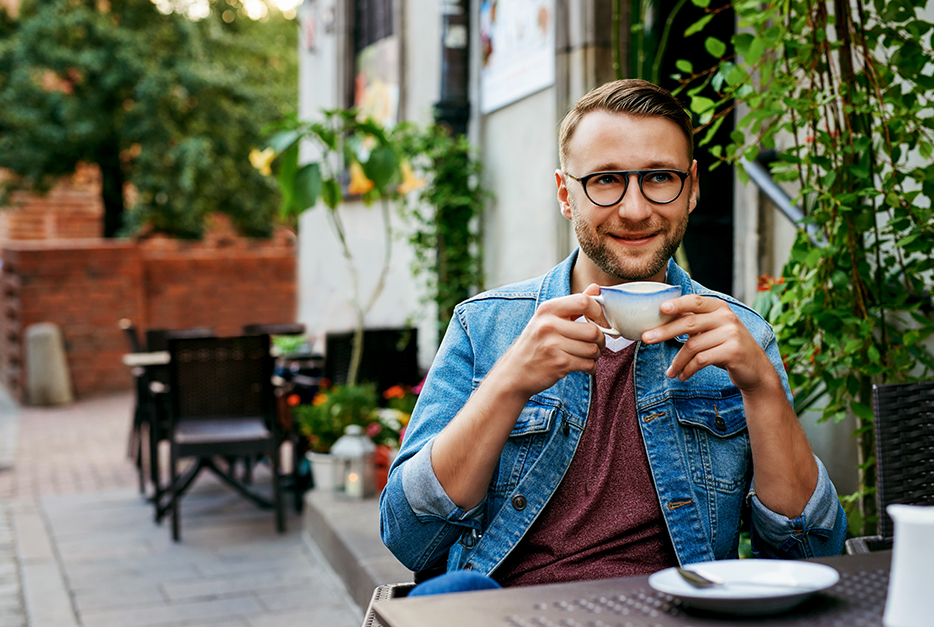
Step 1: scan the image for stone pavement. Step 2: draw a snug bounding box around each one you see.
[0,389,365,627]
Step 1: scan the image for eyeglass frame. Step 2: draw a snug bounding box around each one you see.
[563,169,691,206]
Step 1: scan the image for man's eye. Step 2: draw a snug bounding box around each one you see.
[593,174,623,186]
[647,171,674,183]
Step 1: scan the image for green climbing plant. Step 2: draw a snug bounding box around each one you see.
[394,123,487,337]
[673,0,934,534]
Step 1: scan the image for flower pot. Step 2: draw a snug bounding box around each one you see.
[306,451,336,491]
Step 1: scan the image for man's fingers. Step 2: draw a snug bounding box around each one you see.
[666,328,731,379]
[660,294,718,316]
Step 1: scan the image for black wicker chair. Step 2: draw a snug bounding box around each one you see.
[120,319,148,494]
[157,334,285,541]
[846,380,934,554]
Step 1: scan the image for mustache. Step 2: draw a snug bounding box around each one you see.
[596,218,668,234]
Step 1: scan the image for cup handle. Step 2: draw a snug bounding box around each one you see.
[586,295,621,337]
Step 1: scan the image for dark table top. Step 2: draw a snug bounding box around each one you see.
[373,551,892,627]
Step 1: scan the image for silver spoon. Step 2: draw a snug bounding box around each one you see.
[676,567,806,590]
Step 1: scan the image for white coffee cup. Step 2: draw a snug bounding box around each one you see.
[588,282,682,341]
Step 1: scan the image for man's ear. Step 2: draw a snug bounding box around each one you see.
[688,159,699,214]
[556,170,572,220]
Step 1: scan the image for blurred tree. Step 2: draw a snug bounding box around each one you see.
[0,0,297,238]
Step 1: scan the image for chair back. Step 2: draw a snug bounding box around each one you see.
[167,334,275,424]
[119,319,144,353]
[146,327,214,352]
[873,381,934,539]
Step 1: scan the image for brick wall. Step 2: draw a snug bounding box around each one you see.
[0,228,297,402]
[0,164,104,241]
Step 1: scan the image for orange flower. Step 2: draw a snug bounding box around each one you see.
[287,394,301,407]
[312,393,329,406]
[383,385,406,400]
[756,273,785,292]
[397,161,425,194]
[348,162,375,195]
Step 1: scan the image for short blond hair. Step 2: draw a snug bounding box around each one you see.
[558,79,694,170]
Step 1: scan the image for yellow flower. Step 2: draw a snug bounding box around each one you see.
[348,161,375,195]
[249,147,276,176]
[397,161,426,195]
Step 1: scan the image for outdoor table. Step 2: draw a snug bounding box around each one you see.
[372,550,892,627]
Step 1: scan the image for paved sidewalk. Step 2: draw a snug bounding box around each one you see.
[0,390,363,627]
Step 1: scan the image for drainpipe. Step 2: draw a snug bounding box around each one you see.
[435,0,470,135]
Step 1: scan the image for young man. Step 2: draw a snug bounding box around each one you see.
[380,79,846,591]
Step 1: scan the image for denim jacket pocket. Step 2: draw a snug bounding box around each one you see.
[509,395,557,436]
[488,398,558,502]
[674,393,750,494]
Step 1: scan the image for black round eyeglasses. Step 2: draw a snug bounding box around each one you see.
[564,169,690,206]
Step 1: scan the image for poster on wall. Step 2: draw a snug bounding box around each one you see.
[479,0,555,114]
[355,35,400,128]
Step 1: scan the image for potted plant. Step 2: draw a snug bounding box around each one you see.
[291,382,379,490]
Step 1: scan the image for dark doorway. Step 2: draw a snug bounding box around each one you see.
[629,0,736,295]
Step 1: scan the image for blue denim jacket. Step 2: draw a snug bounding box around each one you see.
[380,252,846,575]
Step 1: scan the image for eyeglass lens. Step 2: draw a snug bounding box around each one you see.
[584,170,684,205]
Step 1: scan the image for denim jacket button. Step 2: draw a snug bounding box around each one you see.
[463,563,473,570]
[715,416,726,430]
[512,495,527,510]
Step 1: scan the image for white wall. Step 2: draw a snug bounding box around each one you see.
[480,87,562,289]
[296,0,439,370]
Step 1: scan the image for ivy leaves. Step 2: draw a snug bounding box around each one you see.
[674,0,934,533]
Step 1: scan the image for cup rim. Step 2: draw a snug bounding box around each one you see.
[601,281,681,294]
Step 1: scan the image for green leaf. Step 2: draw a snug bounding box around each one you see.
[692,0,711,7]
[321,178,342,210]
[268,129,302,154]
[850,401,874,421]
[685,14,714,37]
[292,163,322,212]
[690,96,716,114]
[362,145,398,192]
[276,145,299,210]
[675,59,694,73]
[705,36,727,58]
[744,37,765,64]
[726,65,747,86]
[733,33,754,56]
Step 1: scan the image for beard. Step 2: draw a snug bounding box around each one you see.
[570,197,689,282]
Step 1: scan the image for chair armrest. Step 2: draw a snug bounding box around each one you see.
[845,535,891,554]
[123,352,171,367]
[361,583,416,627]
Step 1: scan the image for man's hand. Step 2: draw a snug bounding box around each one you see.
[494,292,607,399]
[641,294,819,517]
[431,292,606,509]
[641,294,774,391]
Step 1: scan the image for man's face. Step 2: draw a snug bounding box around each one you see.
[556,111,697,288]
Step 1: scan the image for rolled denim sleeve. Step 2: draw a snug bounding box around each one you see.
[402,437,486,524]
[379,306,488,572]
[748,456,847,558]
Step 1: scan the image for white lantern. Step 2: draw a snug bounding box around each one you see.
[330,424,376,498]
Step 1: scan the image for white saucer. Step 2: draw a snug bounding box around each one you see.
[648,559,840,616]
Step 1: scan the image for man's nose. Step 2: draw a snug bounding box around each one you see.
[616,175,653,222]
